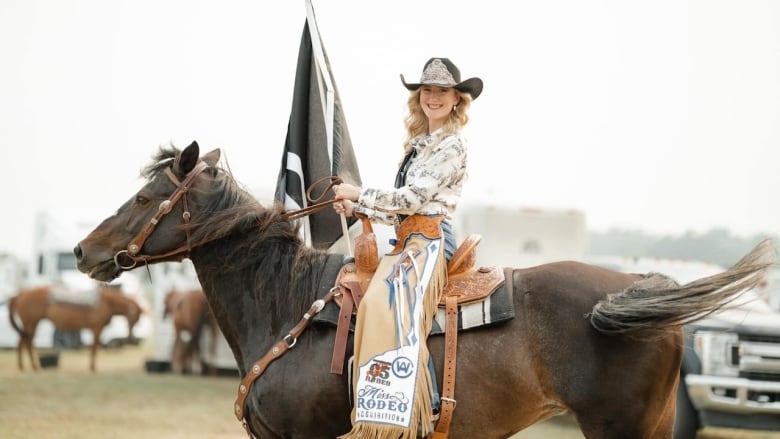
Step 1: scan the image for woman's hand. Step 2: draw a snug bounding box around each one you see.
[332,183,359,217]
[333,199,354,217]
[333,183,361,202]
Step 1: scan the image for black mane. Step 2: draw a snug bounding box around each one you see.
[142,144,332,330]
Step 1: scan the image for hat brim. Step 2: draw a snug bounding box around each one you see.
[400,74,483,100]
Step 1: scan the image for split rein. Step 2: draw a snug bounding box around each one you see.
[112,159,344,272]
[278,175,346,221]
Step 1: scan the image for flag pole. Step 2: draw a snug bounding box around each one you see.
[305,0,333,158]
[339,212,353,258]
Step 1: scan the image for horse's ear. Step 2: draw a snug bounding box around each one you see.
[202,148,221,167]
[175,141,200,175]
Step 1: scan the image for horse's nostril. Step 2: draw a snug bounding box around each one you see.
[74,245,82,260]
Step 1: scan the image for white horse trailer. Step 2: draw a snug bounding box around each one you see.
[453,203,588,268]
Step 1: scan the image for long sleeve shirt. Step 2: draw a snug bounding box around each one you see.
[354,128,468,226]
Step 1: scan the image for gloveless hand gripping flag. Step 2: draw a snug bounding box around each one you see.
[274,0,362,250]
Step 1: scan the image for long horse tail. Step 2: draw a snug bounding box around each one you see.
[589,238,776,338]
[8,296,29,339]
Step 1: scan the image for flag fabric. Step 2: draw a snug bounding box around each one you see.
[275,1,361,250]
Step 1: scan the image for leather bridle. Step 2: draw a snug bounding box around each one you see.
[108,159,365,438]
[112,161,344,273]
[113,160,209,271]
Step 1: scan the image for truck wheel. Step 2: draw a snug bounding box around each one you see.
[674,375,700,439]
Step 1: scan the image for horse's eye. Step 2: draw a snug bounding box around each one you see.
[134,195,150,206]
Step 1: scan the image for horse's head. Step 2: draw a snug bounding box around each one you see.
[74,141,221,282]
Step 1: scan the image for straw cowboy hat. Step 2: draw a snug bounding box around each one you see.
[401,57,483,99]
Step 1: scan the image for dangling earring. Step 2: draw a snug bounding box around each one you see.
[452,105,458,111]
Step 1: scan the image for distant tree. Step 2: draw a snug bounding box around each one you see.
[588,228,777,267]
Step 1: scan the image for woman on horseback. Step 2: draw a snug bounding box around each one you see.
[333,57,482,439]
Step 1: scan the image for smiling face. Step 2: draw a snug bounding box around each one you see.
[419,85,460,132]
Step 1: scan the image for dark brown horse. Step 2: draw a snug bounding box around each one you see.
[9,284,143,372]
[73,142,773,438]
[163,288,218,374]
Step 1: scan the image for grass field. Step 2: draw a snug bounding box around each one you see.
[0,344,243,439]
[0,343,777,439]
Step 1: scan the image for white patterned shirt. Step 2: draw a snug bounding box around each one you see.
[354,128,468,226]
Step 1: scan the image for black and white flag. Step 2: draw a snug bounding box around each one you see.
[274,0,361,250]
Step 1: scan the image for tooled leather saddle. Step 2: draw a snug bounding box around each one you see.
[332,216,504,310]
[329,216,505,369]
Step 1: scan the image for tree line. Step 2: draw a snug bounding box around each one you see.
[588,228,779,267]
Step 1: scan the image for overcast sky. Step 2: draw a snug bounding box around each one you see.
[1,0,778,261]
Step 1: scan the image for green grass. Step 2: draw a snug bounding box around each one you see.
[0,344,243,439]
[1,344,777,439]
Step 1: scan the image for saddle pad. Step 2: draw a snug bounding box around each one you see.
[313,267,515,335]
[431,267,515,336]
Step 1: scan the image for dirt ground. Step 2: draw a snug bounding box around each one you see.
[0,344,777,439]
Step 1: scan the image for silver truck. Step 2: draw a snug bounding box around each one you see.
[675,275,780,438]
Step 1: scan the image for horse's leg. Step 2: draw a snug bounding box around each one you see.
[648,381,678,439]
[28,336,41,371]
[184,330,202,375]
[172,329,183,374]
[23,322,41,371]
[208,324,217,375]
[14,316,40,371]
[570,336,681,439]
[16,337,25,371]
[191,336,202,375]
[89,328,102,372]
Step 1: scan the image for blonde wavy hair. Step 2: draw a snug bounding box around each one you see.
[402,89,473,155]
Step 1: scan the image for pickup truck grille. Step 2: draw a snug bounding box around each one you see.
[736,334,780,382]
[740,333,780,344]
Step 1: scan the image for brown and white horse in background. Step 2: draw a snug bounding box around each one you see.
[8,284,143,372]
[163,288,218,374]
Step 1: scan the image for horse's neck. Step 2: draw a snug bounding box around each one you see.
[189,241,338,373]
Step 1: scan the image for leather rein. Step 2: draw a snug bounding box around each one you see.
[112,160,342,272]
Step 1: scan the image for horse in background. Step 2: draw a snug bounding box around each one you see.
[163,288,218,374]
[9,283,143,372]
